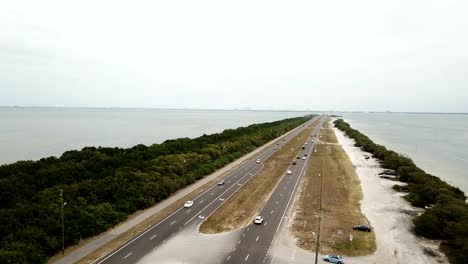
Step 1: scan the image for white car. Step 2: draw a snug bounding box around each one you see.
[323,254,344,264]
[286,170,292,175]
[256,159,261,163]
[302,156,306,160]
[184,201,194,208]
[254,216,264,224]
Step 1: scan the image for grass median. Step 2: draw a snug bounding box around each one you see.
[200,121,319,233]
[290,119,375,256]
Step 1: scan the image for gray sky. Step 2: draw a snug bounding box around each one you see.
[1,0,468,112]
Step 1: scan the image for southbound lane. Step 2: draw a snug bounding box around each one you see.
[223,116,325,264]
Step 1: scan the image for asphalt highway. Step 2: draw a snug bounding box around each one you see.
[223,117,325,264]
[95,116,321,264]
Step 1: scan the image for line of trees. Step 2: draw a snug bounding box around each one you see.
[0,115,314,264]
[334,119,468,264]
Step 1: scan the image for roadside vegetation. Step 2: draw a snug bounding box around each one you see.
[291,120,375,255]
[0,115,313,264]
[200,120,319,233]
[334,119,468,264]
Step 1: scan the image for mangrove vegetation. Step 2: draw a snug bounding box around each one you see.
[334,119,468,264]
[0,115,313,263]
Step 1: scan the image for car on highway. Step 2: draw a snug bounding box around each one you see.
[303,153,308,156]
[217,180,225,185]
[301,156,306,160]
[292,161,297,165]
[353,225,371,232]
[254,216,264,224]
[184,201,194,208]
[323,254,344,264]
[286,170,292,175]
[296,156,301,159]
[256,159,261,163]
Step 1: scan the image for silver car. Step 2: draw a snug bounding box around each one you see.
[323,254,344,264]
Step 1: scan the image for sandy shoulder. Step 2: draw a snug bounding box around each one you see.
[270,121,448,264]
[332,123,447,264]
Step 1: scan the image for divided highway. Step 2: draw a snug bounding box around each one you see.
[223,117,325,264]
[95,116,321,264]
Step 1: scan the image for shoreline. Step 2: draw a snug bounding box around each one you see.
[269,119,447,263]
[332,123,447,263]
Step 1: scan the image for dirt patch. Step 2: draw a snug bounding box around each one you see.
[200,120,320,233]
[290,120,375,256]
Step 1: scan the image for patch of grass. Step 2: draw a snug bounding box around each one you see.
[318,122,338,143]
[290,120,375,256]
[200,120,320,233]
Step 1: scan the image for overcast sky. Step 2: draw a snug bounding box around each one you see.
[1,0,467,112]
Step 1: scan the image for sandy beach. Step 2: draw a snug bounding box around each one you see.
[270,121,448,264]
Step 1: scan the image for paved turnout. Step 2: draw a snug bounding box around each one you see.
[223,117,325,264]
[95,116,321,264]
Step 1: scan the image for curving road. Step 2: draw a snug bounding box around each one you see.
[95,116,322,264]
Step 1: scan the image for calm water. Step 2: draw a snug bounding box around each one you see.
[0,107,310,165]
[341,113,468,195]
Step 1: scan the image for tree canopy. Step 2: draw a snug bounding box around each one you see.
[0,115,314,263]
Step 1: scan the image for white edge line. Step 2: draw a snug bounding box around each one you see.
[94,117,318,264]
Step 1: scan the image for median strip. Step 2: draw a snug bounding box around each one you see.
[200,120,319,233]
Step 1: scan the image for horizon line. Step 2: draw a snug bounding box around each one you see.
[0,105,467,115]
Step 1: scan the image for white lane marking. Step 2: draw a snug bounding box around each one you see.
[233,247,237,252]
[200,200,204,203]
[211,192,214,195]
[93,146,271,264]
[256,236,260,242]
[184,168,257,226]
[247,227,250,231]
[280,193,283,196]
[219,198,225,201]
[245,254,249,261]
[186,209,192,213]
[227,255,231,261]
[170,221,175,225]
[264,221,268,226]
[124,252,132,259]
[238,240,241,245]
[150,234,157,240]
[243,233,245,237]
[270,210,274,214]
[276,201,278,205]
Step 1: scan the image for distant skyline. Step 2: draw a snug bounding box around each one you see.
[1,0,468,112]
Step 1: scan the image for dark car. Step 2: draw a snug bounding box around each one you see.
[378,171,399,176]
[353,225,371,232]
[292,161,297,165]
[296,156,301,159]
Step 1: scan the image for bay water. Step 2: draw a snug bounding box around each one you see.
[0,107,309,165]
[341,112,468,195]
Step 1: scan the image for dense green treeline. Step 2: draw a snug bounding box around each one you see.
[334,119,468,264]
[0,115,313,263]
